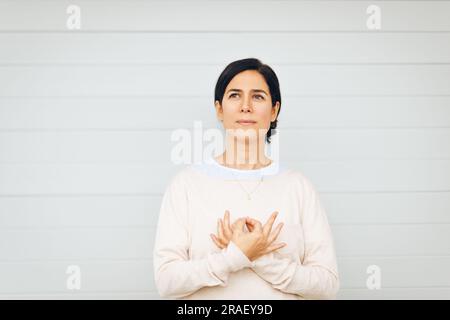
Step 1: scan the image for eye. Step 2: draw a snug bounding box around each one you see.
[229,93,239,98]
[254,94,264,100]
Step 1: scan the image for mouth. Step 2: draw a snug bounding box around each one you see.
[236,120,257,126]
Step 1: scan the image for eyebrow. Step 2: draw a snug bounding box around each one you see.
[226,88,268,95]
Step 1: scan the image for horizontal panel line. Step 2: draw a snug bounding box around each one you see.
[337,254,450,259]
[2,158,450,165]
[1,31,450,34]
[2,127,450,132]
[340,285,450,292]
[1,255,450,265]
[0,0,437,3]
[0,290,157,296]
[0,258,151,264]
[0,0,446,3]
[332,223,450,226]
[337,255,450,260]
[2,62,450,67]
[0,160,449,164]
[2,161,450,165]
[0,193,163,198]
[0,226,155,230]
[324,189,450,193]
[1,287,450,297]
[2,190,450,198]
[2,94,450,99]
[0,223,449,231]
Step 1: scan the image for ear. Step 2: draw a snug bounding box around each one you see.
[271,101,280,122]
[215,100,224,122]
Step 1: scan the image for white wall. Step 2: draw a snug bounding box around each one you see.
[0,0,450,299]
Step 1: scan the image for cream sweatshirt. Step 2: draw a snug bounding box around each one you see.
[153,157,340,300]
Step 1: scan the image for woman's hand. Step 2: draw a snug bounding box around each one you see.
[210,210,286,261]
[210,210,234,249]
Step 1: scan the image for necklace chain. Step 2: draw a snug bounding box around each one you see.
[230,171,264,200]
[218,158,272,200]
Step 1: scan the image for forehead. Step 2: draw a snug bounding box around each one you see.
[225,70,269,91]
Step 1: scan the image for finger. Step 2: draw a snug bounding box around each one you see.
[223,210,233,237]
[217,219,226,241]
[212,228,228,246]
[218,234,229,246]
[263,242,286,255]
[263,211,279,237]
[232,218,246,232]
[267,222,284,244]
[232,218,248,233]
[245,220,255,232]
[245,217,258,232]
[246,217,263,232]
[210,234,226,249]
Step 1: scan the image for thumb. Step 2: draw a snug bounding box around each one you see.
[246,217,262,232]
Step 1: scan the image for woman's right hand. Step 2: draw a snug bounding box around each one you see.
[231,211,286,261]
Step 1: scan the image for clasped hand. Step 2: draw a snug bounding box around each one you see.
[210,210,286,261]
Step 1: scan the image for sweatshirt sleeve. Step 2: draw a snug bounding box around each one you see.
[153,170,253,299]
[250,174,340,299]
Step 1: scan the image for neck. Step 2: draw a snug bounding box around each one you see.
[215,136,272,170]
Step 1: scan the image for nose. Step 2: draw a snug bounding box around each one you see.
[240,105,251,113]
[240,94,253,113]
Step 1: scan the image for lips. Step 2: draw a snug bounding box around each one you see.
[236,120,257,125]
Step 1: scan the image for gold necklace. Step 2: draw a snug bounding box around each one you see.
[216,157,272,200]
[230,171,264,200]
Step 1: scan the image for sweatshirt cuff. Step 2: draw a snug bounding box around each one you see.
[224,240,254,272]
[251,252,275,270]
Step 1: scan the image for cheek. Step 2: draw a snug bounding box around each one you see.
[220,104,241,125]
[221,101,240,115]
[255,107,274,124]
[222,109,236,123]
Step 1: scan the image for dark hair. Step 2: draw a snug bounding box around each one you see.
[214,58,281,144]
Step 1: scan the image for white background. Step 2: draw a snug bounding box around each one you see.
[0,0,450,299]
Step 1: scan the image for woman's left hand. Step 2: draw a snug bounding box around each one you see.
[210,210,235,249]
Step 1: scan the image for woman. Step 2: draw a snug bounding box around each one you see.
[153,58,339,299]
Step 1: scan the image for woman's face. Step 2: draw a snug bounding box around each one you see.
[215,70,280,142]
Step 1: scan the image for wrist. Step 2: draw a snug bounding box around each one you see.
[250,252,275,270]
[225,241,254,271]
